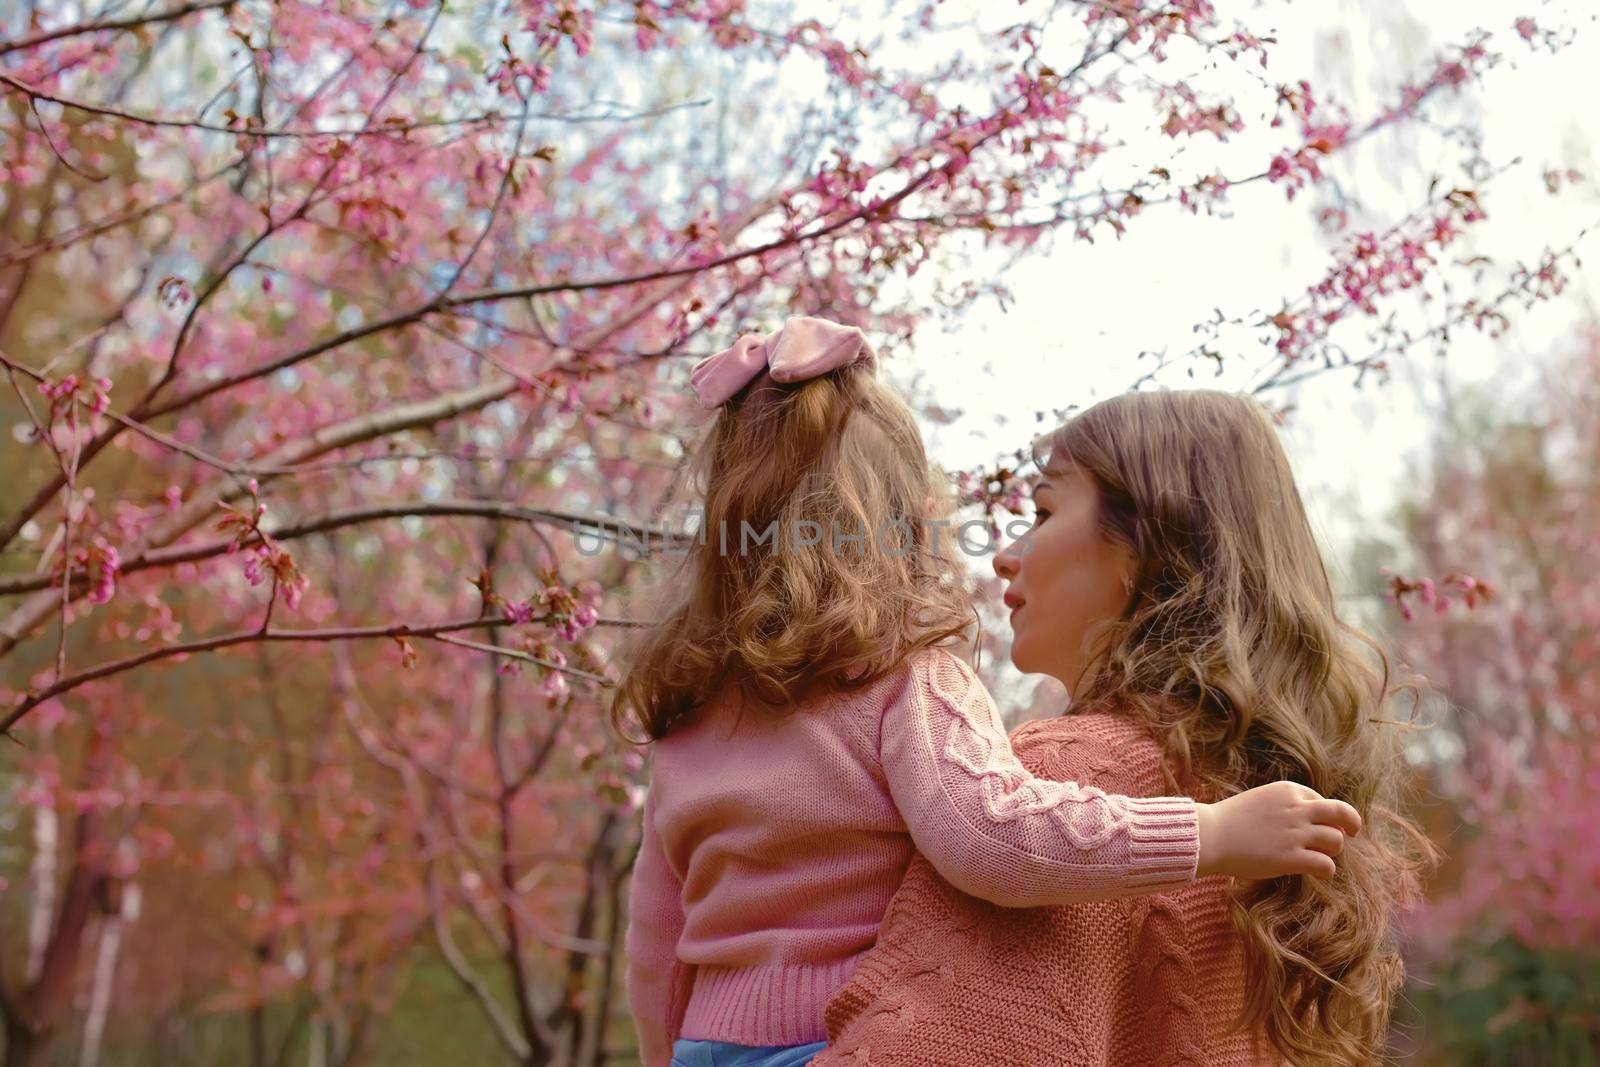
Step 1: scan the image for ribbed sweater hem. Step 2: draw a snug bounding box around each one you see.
[1122,795,1201,890]
[680,953,868,1047]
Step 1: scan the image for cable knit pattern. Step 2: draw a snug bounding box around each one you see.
[816,709,1285,1067]
[883,652,1199,907]
[623,650,1202,1067]
[936,671,1133,845]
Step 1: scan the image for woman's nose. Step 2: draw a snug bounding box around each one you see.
[993,539,1019,580]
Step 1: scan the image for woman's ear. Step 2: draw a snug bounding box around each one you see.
[1116,549,1138,602]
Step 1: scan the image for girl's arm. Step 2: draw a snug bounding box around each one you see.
[624,790,694,1067]
[877,649,1199,908]
[879,650,1360,907]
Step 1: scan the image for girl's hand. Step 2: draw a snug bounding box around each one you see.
[1194,781,1362,881]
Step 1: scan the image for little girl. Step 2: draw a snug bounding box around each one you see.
[616,316,1360,1067]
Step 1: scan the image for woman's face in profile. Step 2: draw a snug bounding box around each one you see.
[993,463,1136,693]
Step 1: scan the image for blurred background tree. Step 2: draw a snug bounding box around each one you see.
[1366,328,1600,1066]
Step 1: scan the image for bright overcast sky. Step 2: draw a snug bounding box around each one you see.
[856,0,1598,579]
[827,0,1598,711]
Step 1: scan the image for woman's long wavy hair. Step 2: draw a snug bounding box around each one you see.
[1037,390,1436,1067]
[612,359,973,742]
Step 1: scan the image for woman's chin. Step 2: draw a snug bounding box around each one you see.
[1009,638,1067,681]
[1008,639,1042,675]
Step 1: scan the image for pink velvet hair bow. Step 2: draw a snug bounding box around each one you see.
[689,315,876,409]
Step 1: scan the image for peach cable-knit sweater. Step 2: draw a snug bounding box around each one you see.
[815,708,1285,1067]
[624,649,1202,1067]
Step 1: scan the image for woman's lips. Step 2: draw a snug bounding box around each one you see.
[1003,589,1024,624]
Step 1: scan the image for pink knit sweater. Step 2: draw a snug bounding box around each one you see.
[815,709,1283,1067]
[624,648,1202,1067]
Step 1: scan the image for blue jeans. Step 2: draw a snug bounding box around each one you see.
[670,1038,828,1067]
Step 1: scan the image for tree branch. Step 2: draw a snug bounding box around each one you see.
[2,611,634,736]
[0,499,682,597]
[0,0,237,58]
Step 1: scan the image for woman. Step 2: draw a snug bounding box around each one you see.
[812,390,1433,1067]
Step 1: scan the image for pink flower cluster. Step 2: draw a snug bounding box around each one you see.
[806,152,874,215]
[37,372,113,418]
[630,3,668,51]
[214,482,310,611]
[513,577,600,642]
[1378,34,1495,128]
[528,2,595,58]
[1270,188,1487,363]
[493,628,587,705]
[1263,34,1496,202]
[240,542,310,610]
[1263,81,1351,200]
[1381,568,1493,622]
[955,463,1035,541]
[1159,82,1244,142]
[1177,173,1231,216]
[487,55,552,99]
[958,467,1032,512]
[1514,251,1570,302]
[521,640,572,704]
[80,538,121,605]
[1510,15,1572,53]
[47,531,121,605]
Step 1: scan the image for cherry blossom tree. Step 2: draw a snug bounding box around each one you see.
[1371,329,1600,1064]
[0,0,1590,1063]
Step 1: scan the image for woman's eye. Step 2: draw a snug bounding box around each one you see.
[1033,508,1050,523]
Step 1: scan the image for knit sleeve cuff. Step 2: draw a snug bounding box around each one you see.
[1121,795,1200,892]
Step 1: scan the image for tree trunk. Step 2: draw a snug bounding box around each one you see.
[3,1014,45,1067]
[577,844,626,1067]
[5,723,115,1067]
[24,721,59,985]
[78,878,139,1067]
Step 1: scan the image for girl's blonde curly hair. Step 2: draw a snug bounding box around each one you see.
[613,360,973,742]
